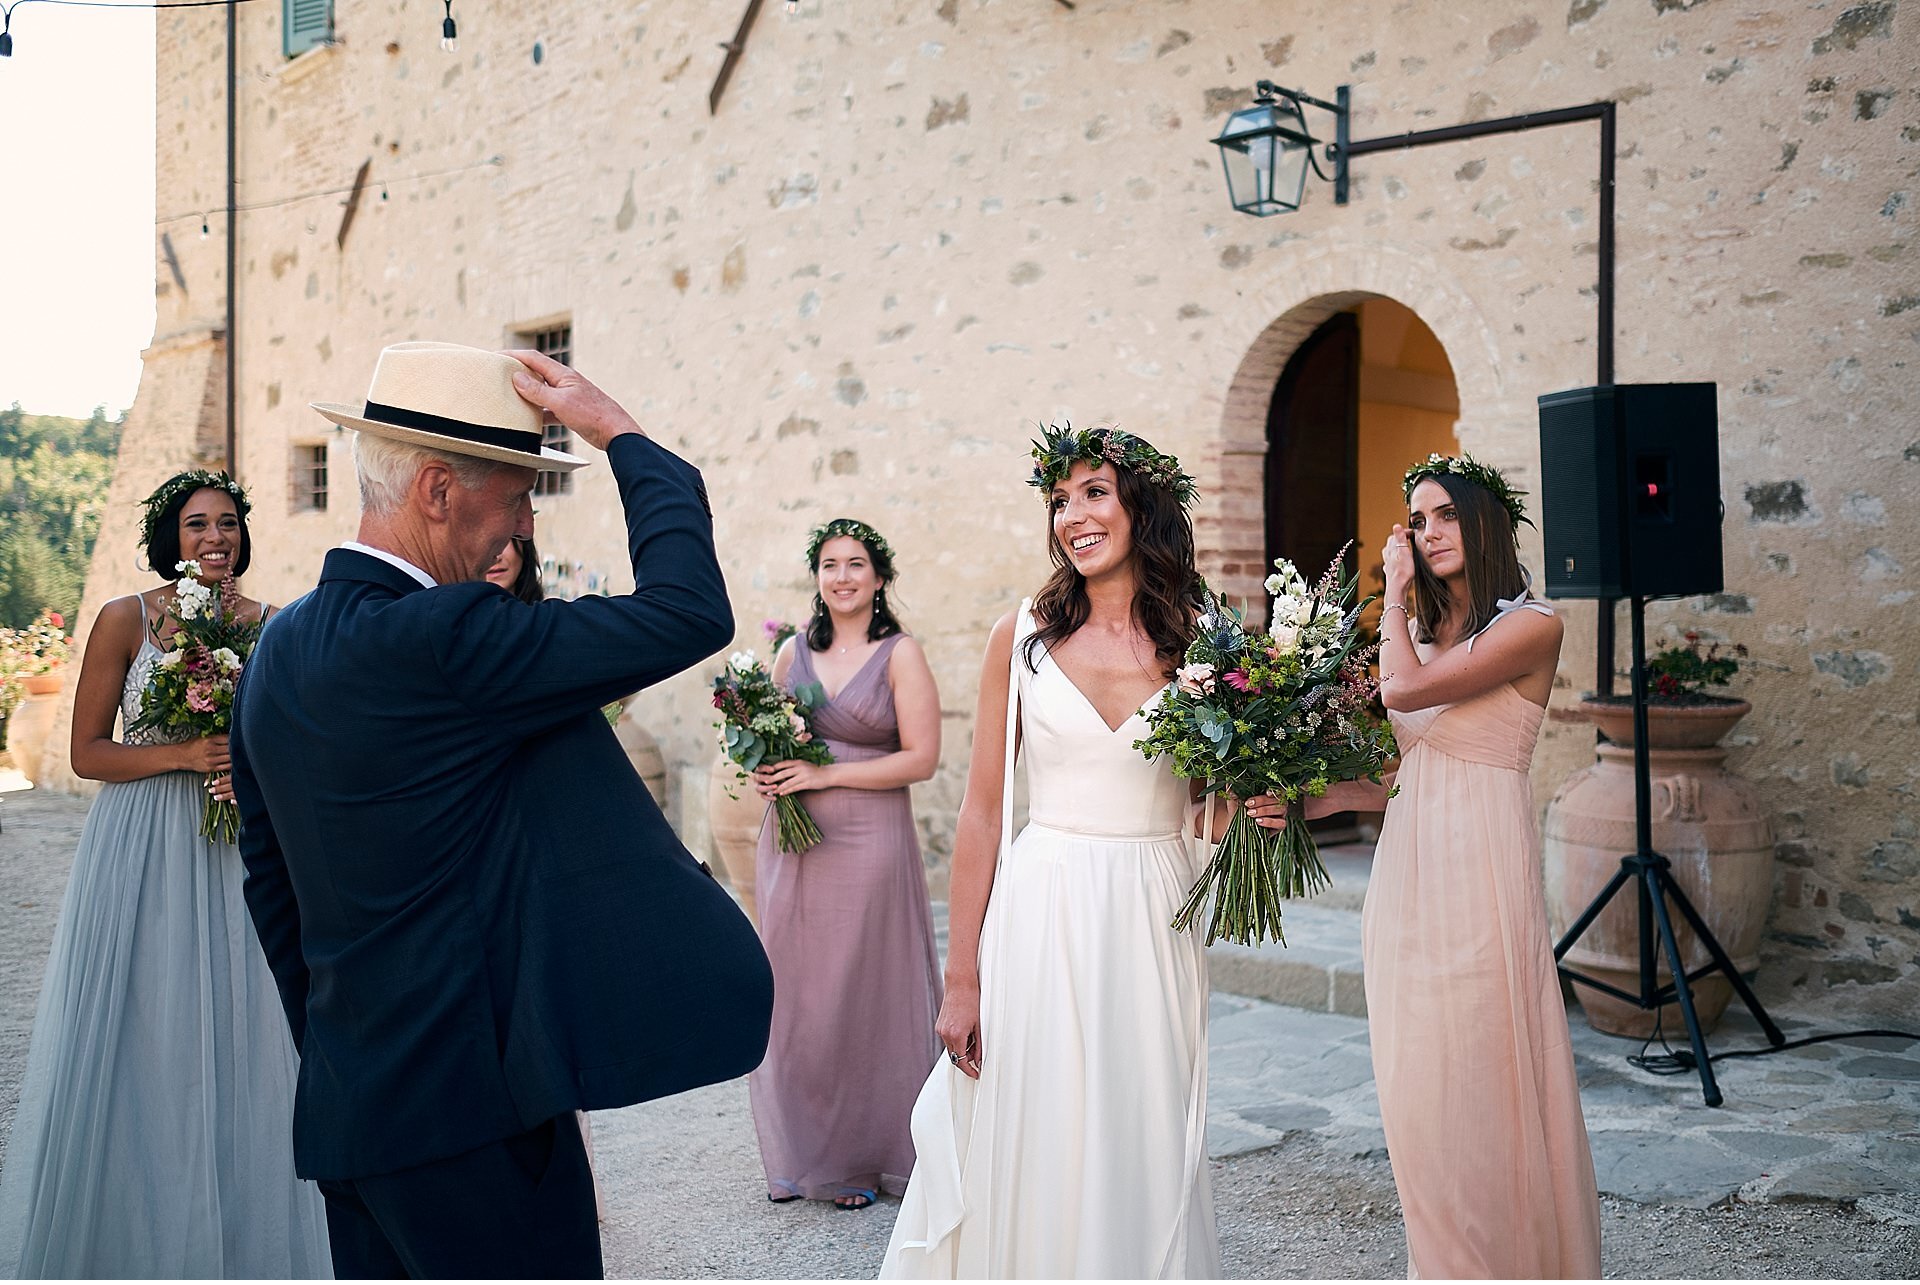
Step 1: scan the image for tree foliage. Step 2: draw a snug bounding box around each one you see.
[0,403,124,630]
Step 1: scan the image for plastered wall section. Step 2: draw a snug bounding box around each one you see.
[61,0,1918,1017]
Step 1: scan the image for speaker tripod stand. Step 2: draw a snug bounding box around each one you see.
[1551,595,1784,1107]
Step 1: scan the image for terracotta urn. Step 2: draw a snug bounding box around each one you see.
[706,753,769,926]
[1543,702,1772,1038]
[611,708,668,809]
[1574,697,1751,750]
[9,668,66,785]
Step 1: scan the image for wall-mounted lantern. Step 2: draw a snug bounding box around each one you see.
[1210,81,1349,216]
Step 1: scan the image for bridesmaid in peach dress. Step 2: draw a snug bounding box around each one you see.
[1314,455,1601,1278]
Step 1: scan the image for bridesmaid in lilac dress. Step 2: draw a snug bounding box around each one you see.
[750,518,943,1210]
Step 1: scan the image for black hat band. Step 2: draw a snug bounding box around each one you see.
[363,400,544,455]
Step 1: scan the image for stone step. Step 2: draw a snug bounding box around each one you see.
[929,841,1377,1018]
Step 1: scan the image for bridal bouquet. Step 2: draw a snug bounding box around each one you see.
[711,648,832,853]
[127,561,263,843]
[1134,548,1397,946]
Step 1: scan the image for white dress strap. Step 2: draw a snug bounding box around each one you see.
[1464,585,1556,652]
[999,600,1033,869]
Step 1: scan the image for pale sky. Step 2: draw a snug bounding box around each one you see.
[0,4,155,420]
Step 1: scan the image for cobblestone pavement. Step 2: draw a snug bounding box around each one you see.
[3,779,1915,1277]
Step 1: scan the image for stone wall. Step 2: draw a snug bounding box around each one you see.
[74,0,1917,1017]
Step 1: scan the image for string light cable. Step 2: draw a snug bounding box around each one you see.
[1,0,269,57]
[0,0,460,57]
[157,154,506,234]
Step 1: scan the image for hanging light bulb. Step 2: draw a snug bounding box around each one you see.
[784,0,798,12]
[200,215,211,239]
[440,0,458,53]
[1,12,14,57]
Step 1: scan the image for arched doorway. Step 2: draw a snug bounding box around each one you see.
[1263,298,1461,843]
[1264,299,1462,603]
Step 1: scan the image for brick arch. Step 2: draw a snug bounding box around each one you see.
[1192,240,1513,607]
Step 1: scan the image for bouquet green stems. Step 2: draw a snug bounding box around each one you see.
[1137,546,1397,947]
[711,647,833,854]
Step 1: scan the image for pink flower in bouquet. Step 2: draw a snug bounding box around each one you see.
[48,612,63,629]
[186,681,219,713]
[1221,670,1252,692]
[1176,662,1217,696]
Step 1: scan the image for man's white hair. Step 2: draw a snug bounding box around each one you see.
[354,432,506,516]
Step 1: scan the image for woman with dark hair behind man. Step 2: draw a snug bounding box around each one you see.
[748,518,943,1211]
[1304,454,1601,1278]
[485,531,545,604]
[0,471,329,1277]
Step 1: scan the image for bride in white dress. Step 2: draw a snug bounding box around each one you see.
[882,427,1223,1279]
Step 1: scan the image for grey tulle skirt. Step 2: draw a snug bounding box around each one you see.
[0,771,330,1278]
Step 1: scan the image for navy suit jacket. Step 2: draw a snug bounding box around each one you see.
[233,433,773,1181]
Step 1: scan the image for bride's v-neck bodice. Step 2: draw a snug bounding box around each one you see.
[1015,609,1187,840]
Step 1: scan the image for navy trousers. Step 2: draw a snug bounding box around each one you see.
[318,1116,602,1279]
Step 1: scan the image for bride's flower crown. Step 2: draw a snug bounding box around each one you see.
[139,469,252,548]
[1402,453,1531,531]
[805,517,895,568]
[1027,422,1197,505]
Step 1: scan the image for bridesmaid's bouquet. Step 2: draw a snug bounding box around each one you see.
[711,648,833,853]
[1134,548,1397,946]
[127,561,263,844]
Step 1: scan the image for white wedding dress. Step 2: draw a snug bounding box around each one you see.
[882,603,1219,1279]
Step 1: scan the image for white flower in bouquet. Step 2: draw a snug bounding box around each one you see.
[728,648,758,673]
[1265,559,1307,598]
[212,647,241,672]
[1270,594,1305,628]
[1176,662,1217,696]
[158,650,185,669]
[1272,620,1302,654]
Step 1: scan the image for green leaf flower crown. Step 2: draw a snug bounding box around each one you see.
[1027,422,1198,506]
[139,469,253,548]
[1402,452,1531,531]
[804,517,896,569]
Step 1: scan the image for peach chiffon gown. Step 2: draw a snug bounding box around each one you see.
[1361,601,1602,1279]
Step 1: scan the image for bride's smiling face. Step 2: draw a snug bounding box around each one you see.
[1050,461,1133,578]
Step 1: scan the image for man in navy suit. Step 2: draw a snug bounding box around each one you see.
[232,341,772,1277]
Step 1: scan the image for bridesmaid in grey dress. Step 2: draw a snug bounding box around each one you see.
[0,472,329,1277]
[749,518,943,1210]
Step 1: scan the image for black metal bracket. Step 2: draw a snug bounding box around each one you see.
[1332,91,1621,694]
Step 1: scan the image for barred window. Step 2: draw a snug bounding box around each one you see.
[517,322,574,497]
[294,443,328,512]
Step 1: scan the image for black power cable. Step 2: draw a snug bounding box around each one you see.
[1627,1008,1919,1077]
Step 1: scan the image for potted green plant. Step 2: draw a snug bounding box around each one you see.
[1578,631,1750,749]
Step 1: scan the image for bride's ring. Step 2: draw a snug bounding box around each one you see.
[948,1050,963,1066]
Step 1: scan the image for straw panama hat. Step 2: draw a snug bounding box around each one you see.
[312,341,588,472]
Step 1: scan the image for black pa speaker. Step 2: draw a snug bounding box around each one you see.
[1537,383,1723,600]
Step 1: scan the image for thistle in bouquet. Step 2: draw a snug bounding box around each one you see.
[127,561,263,843]
[711,647,834,853]
[1134,546,1398,946]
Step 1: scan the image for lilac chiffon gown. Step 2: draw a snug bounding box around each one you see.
[748,634,943,1202]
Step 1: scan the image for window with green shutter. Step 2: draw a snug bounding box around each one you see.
[283,0,332,58]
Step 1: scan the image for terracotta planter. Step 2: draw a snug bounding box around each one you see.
[706,754,769,926]
[612,710,668,809]
[1543,741,1774,1038]
[1575,697,1750,749]
[9,672,65,786]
